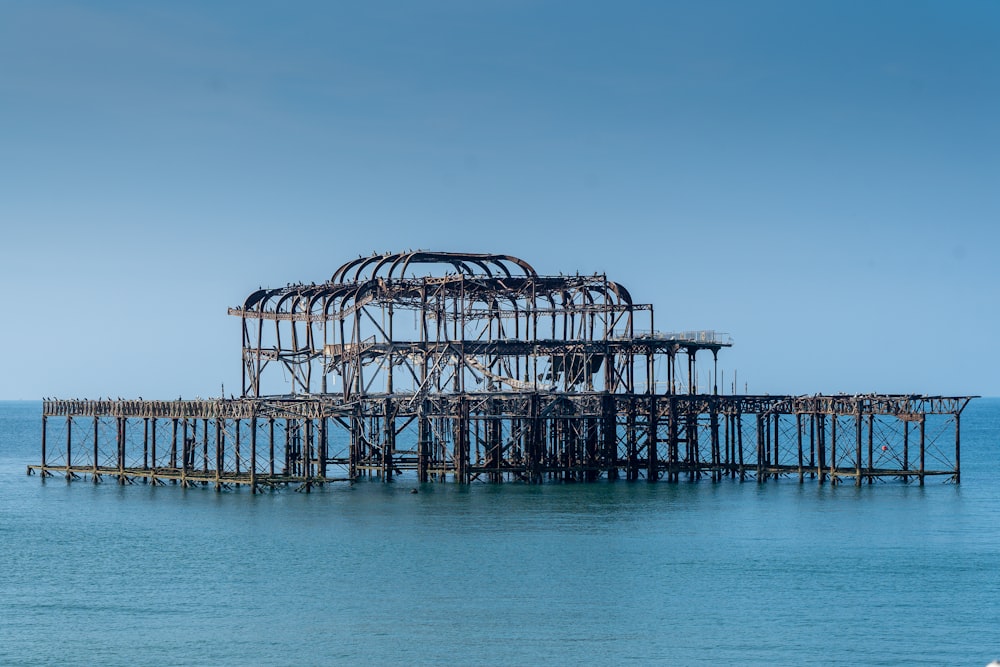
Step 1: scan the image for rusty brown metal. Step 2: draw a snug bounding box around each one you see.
[31,251,975,489]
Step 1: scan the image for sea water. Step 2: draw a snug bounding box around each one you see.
[1,399,999,666]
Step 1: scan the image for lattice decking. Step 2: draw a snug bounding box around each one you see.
[32,252,975,490]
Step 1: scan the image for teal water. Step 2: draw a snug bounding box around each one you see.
[2,400,999,665]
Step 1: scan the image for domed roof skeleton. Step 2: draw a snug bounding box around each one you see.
[228,251,728,399]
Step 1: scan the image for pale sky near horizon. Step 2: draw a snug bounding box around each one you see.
[2,1,998,399]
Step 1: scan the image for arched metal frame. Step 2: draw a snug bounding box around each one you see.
[228,251,730,400]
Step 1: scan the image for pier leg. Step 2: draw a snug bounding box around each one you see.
[251,417,258,493]
[817,414,826,484]
[235,419,241,476]
[93,416,99,482]
[215,418,223,492]
[602,395,617,482]
[736,412,745,481]
[755,414,764,483]
[626,402,637,481]
[269,418,275,478]
[902,420,909,483]
[304,418,313,491]
[710,404,720,482]
[117,417,125,484]
[202,418,209,478]
[319,417,328,481]
[809,412,816,479]
[919,416,925,486]
[830,414,837,485]
[646,396,658,482]
[796,413,804,483]
[688,412,700,481]
[724,412,731,480]
[383,397,394,483]
[172,419,180,474]
[954,412,961,483]
[667,398,678,482]
[418,405,429,483]
[66,416,73,481]
[41,414,47,471]
[180,419,187,487]
[150,418,157,484]
[867,414,874,484]
[855,409,862,487]
[772,413,780,480]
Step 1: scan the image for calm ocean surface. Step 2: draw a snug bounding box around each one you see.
[2,399,999,666]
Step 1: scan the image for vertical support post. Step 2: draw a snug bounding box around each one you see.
[954,411,961,483]
[184,417,191,480]
[687,411,700,480]
[234,419,241,476]
[284,419,292,477]
[919,415,926,486]
[303,418,313,491]
[202,418,209,475]
[626,399,637,481]
[867,413,874,484]
[688,350,695,394]
[724,410,731,480]
[561,415,572,483]
[772,412,780,480]
[712,349,718,395]
[250,416,258,493]
[41,414,48,470]
[457,397,470,483]
[646,347,655,396]
[816,414,826,484]
[383,397,394,482]
[65,416,73,480]
[172,419,180,472]
[215,418,223,492]
[666,351,674,395]
[117,417,125,483]
[418,403,429,483]
[796,412,804,483]
[349,407,360,481]
[667,397,678,482]
[902,419,909,483]
[486,398,500,483]
[179,419,186,486]
[602,394,617,482]
[646,395,658,482]
[855,405,863,487]
[709,400,720,482]
[809,409,816,478]
[736,411,744,481]
[829,413,837,484]
[585,416,600,482]
[755,414,764,483]
[150,418,157,483]
[269,418,276,478]
[93,415,99,481]
[142,417,149,472]
[319,416,328,480]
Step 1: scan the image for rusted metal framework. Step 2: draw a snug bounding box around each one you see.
[229,251,729,398]
[31,251,974,490]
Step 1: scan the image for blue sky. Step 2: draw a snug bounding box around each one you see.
[2,0,997,399]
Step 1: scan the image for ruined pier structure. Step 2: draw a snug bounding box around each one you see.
[32,252,973,490]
